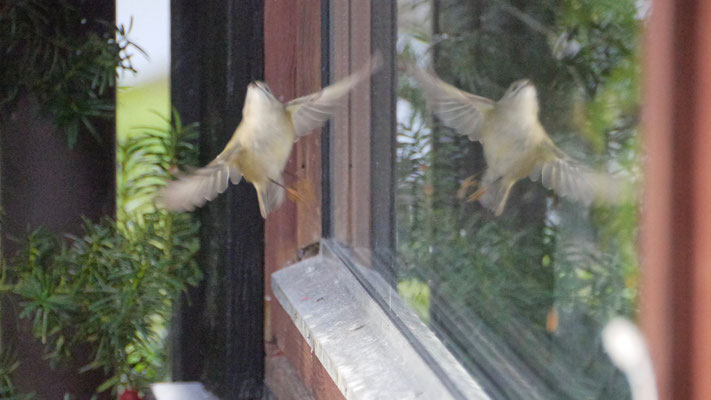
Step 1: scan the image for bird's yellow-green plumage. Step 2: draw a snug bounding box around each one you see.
[409,65,624,215]
[159,55,381,218]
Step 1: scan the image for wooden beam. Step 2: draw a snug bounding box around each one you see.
[263,1,340,399]
[641,0,711,398]
[170,1,265,397]
[690,0,711,398]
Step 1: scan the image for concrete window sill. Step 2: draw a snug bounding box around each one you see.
[271,241,489,400]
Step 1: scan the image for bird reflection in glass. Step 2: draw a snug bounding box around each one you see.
[409,64,624,216]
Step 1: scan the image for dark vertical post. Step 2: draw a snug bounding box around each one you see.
[0,2,115,398]
[0,5,116,255]
[170,1,265,398]
[170,0,201,125]
[370,1,397,280]
[321,0,332,239]
[169,0,202,382]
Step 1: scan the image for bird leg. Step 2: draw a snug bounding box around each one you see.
[457,175,478,199]
[466,186,487,202]
[458,171,486,201]
[269,177,306,203]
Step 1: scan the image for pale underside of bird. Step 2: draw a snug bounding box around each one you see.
[159,55,381,218]
[409,65,622,216]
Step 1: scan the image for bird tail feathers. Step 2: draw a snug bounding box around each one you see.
[479,178,514,216]
[257,177,285,218]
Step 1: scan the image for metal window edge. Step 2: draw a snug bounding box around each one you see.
[271,240,490,400]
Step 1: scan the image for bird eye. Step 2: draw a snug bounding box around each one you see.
[255,82,271,94]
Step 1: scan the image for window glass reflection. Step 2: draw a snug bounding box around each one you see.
[395,0,643,398]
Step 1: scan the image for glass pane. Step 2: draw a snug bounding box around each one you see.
[393,0,643,398]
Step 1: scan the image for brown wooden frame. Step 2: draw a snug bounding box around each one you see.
[263,1,395,398]
[263,1,341,398]
[329,0,374,248]
[641,0,711,399]
[330,1,396,252]
[262,0,711,398]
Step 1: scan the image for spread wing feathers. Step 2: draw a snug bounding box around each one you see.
[159,161,242,212]
[286,53,383,138]
[409,65,495,142]
[529,142,621,205]
[255,176,285,218]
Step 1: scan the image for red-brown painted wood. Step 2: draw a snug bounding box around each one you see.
[691,0,711,398]
[271,301,343,400]
[264,1,341,399]
[641,0,711,398]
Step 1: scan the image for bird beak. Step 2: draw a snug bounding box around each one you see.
[250,81,273,95]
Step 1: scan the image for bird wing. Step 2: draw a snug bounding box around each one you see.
[158,145,243,212]
[529,140,621,205]
[409,65,495,141]
[286,53,382,138]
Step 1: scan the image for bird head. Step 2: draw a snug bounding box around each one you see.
[244,81,282,116]
[499,79,540,118]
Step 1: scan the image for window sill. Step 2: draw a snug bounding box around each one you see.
[271,241,488,400]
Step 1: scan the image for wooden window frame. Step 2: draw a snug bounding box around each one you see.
[263,1,397,398]
[641,0,711,399]
[263,0,711,399]
[263,1,339,398]
[327,1,396,252]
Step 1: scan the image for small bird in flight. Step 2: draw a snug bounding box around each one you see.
[160,55,381,218]
[409,65,623,216]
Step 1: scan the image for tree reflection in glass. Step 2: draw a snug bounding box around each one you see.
[395,0,643,398]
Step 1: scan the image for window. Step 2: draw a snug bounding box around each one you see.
[387,1,642,398]
[272,1,644,399]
